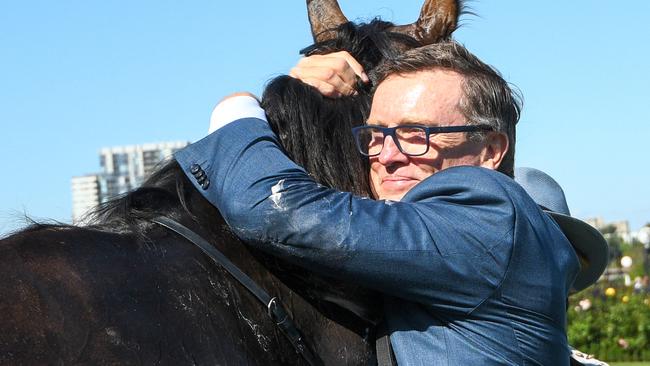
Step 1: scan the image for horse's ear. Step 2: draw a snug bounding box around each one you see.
[307,0,349,43]
[389,0,460,45]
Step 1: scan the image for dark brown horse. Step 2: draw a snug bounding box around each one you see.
[0,1,461,364]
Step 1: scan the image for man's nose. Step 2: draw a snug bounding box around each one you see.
[377,136,409,165]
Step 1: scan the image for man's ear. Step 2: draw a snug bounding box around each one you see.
[479,132,509,170]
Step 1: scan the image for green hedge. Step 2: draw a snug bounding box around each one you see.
[568,286,650,361]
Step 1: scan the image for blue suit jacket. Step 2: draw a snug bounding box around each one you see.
[175,118,580,365]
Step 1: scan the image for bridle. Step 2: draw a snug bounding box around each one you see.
[152,216,322,366]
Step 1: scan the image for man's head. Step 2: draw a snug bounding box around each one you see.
[363,41,521,201]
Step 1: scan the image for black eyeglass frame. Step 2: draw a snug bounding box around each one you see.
[351,124,494,157]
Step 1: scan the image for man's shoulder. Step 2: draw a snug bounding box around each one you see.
[402,166,522,204]
[434,166,516,187]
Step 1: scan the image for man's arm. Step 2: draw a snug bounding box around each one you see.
[175,114,515,313]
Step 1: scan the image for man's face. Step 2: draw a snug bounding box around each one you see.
[367,69,497,201]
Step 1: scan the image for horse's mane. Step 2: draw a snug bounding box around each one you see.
[85,159,192,232]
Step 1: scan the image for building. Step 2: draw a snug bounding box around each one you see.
[71,174,102,223]
[585,217,607,230]
[585,216,633,242]
[586,217,650,247]
[71,141,189,224]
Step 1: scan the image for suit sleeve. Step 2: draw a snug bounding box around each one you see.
[175,118,516,314]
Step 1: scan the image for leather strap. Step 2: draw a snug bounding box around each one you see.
[153,216,322,366]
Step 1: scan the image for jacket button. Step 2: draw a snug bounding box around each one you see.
[190,164,201,175]
[201,180,210,190]
[195,170,206,180]
[197,175,206,185]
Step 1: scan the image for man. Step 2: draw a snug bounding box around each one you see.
[175,41,591,364]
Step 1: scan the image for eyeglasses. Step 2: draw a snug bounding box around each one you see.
[351,124,494,157]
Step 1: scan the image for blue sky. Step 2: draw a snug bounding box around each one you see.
[1,1,648,236]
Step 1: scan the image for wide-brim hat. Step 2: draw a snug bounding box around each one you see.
[515,167,608,292]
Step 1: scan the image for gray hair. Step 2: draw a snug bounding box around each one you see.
[372,41,522,177]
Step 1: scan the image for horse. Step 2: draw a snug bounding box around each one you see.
[0,1,461,364]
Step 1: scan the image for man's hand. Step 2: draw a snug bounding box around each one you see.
[289,51,369,98]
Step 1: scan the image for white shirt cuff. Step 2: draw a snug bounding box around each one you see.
[208,95,268,134]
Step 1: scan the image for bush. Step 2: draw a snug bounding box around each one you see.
[568,285,650,361]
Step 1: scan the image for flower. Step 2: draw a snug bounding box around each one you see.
[621,295,629,303]
[605,287,616,297]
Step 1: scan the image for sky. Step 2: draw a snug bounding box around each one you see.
[1,1,649,236]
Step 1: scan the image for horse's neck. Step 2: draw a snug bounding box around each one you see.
[179,216,374,362]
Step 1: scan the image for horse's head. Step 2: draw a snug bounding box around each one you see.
[255,0,464,327]
[262,0,463,196]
